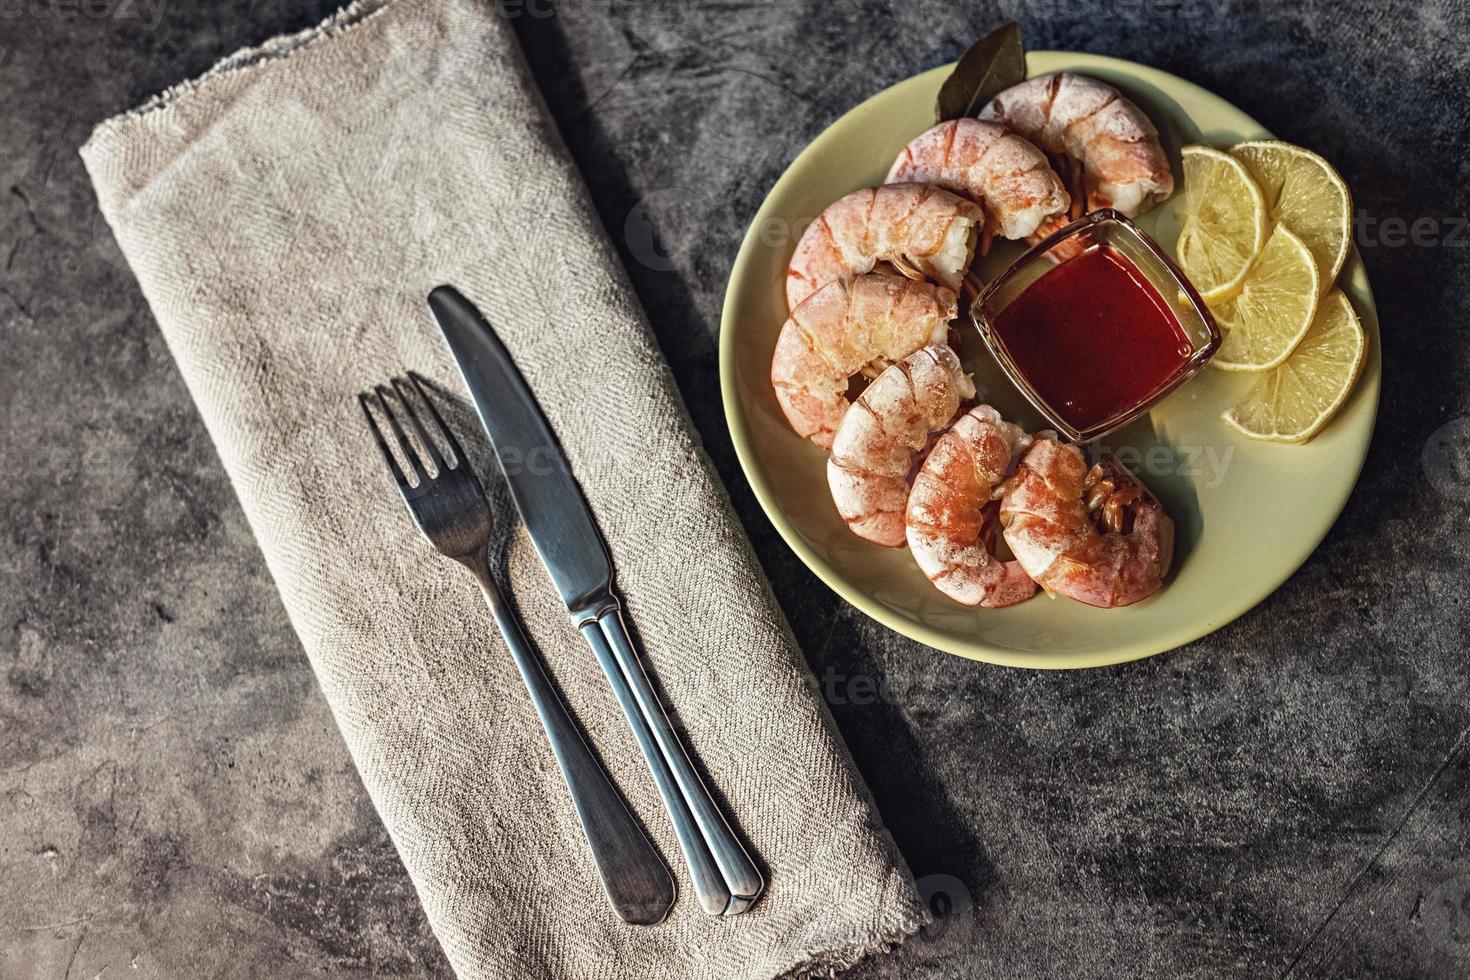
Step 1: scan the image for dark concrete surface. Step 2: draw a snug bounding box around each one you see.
[3,0,1470,977]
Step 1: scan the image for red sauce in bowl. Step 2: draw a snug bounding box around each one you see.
[991,244,1193,433]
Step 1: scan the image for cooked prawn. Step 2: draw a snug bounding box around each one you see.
[885,118,1070,246]
[771,274,957,448]
[979,73,1174,222]
[828,345,973,547]
[1000,438,1173,608]
[905,405,1037,607]
[786,183,984,311]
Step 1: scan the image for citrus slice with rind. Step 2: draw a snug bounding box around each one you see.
[1210,224,1319,371]
[1231,140,1352,294]
[1175,145,1268,301]
[1222,289,1365,442]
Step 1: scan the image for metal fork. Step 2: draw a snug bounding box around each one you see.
[359,374,675,925]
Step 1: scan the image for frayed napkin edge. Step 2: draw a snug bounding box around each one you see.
[85,0,396,139]
[775,907,933,979]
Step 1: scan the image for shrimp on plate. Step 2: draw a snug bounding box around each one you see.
[786,183,984,311]
[771,274,958,448]
[827,345,972,547]
[905,405,1037,607]
[885,117,1071,252]
[979,72,1174,226]
[1000,437,1174,608]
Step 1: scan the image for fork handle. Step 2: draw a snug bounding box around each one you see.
[469,563,674,925]
[585,600,764,915]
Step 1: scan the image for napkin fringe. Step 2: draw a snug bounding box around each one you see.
[776,912,930,979]
[91,0,395,134]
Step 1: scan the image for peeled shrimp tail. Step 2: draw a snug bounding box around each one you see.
[827,345,974,547]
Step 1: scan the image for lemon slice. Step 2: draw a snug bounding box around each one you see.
[1222,290,1365,442]
[1210,224,1319,371]
[1231,140,1352,294]
[1175,145,1268,301]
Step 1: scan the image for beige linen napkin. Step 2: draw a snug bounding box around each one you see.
[81,0,927,975]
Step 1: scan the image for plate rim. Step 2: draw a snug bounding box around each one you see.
[718,51,1381,669]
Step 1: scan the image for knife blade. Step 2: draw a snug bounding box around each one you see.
[427,286,613,620]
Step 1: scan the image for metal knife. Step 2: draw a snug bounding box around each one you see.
[428,285,764,916]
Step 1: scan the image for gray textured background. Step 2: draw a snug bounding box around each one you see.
[3,0,1469,977]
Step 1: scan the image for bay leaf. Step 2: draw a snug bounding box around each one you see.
[934,23,1026,123]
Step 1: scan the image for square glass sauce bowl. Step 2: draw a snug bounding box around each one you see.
[971,209,1220,443]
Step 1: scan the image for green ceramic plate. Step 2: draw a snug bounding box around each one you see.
[719,52,1380,669]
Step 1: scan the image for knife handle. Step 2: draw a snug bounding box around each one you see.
[468,562,675,925]
[578,618,734,916]
[592,602,765,914]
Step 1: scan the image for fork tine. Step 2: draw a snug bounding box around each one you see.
[372,384,428,485]
[391,375,447,474]
[406,372,465,470]
[359,391,413,492]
